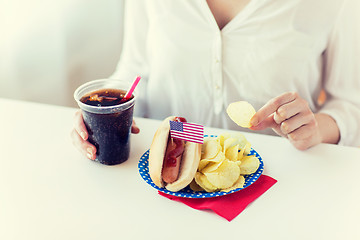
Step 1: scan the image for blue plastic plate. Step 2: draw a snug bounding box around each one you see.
[138,135,264,198]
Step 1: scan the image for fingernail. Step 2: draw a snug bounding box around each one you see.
[80,132,87,140]
[87,148,94,159]
[87,147,93,154]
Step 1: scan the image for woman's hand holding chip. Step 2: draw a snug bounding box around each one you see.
[249,92,340,150]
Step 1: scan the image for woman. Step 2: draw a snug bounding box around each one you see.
[72,0,360,160]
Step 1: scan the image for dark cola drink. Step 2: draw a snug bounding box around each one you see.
[74,80,136,166]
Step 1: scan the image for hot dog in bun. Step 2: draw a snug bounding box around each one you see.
[148,116,202,192]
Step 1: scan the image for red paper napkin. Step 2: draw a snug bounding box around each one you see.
[158,174,277,221]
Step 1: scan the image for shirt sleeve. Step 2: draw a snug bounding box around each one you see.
[320,0,360,147]
[109,0,149,117]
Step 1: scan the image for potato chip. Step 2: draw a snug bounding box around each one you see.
[198,159,210,171]
[226,101,256,128]
[236,134,251,151]
[189,179,204,192]
[201,139,221,159]
[194,131,259,193]
[209,150,226,163]
[217,134,225,149]
[221,176,245,192]
[225,144,239,161]
[238,142,251,161]
[204,160,240,189]
[236,161,242,167]
[218,133,230,147]
[240,155,260,175]
[238,147,245,161]
[201,160,224,173]
[244,142,252,156]
[201,137,211,153]
[223,137,237,153]
[226,132,248,143]
[195,172,217,192]
[224,132,251,154]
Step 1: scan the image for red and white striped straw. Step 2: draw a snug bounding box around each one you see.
[123,76,141,99]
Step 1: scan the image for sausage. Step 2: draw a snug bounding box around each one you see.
[161,137,185,183]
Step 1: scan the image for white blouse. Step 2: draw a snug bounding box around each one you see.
[111,0,360,147]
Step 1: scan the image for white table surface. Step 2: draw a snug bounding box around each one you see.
[1,98,359,240]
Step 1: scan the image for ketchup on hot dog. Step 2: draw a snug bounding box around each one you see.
[163,138,184,167]
[161,117,187,183]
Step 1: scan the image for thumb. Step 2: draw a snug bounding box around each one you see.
[250,114,277,131]
[250,114,286,138]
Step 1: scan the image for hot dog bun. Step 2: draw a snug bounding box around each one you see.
[148,116,201,192]
[148,116,175,188]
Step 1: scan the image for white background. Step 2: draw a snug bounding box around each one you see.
[0,0,125,107]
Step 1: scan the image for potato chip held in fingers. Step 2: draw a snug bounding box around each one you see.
[226,101,256,128]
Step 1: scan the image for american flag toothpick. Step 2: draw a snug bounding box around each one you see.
[169,121,204,144]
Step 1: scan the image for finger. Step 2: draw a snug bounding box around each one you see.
[250,114,287,137]
[289,132,320,151]
[131,120,140,134]
[289,137,312,151]
[131,125,140,134]
[288,119,318,143]
[280,110,314,135]
[251,92,298,126]
[273,98,306,124]
[74,110,88,141]
[70,129,97,160]
[250,114,277,130]
[272,126,287,138]
[250,114,287,138]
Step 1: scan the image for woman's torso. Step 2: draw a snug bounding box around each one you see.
[143,0,343,133]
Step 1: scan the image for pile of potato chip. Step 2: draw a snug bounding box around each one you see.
[190,132,260,192]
